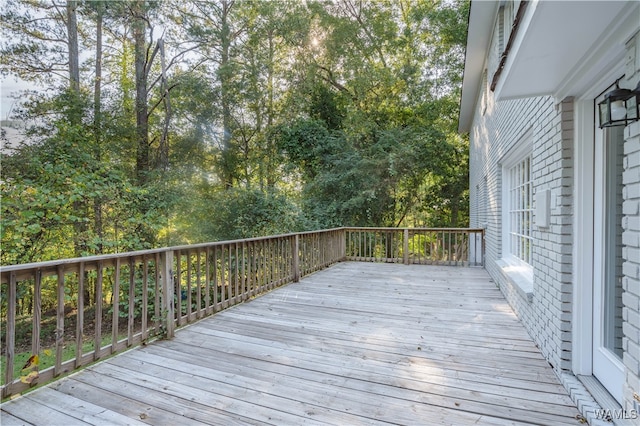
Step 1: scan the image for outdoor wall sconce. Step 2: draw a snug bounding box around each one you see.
[598,81,640,128]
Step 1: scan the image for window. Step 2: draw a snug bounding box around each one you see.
[507,156,532,265]
[497,131,533,301]
[497,3,513,55]
[498,6,505,54]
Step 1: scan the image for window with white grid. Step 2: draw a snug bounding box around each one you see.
[507,156,533,265]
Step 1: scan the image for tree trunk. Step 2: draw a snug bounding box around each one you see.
[265,32,276,189]
[450,195,459,227]
[219,0,234,189]
[158,38,170,171]
[67,0,87,257]
[68,0,91,305]
[133,1,149,185]
[93,5,104,256]
[66,1,80,93]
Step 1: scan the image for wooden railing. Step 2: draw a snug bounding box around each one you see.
[345,227,484,266]
[0,227,481,398]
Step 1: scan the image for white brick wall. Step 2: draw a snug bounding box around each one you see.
[469,88,573,372]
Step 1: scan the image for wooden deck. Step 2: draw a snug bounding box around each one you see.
[1,262,579,425]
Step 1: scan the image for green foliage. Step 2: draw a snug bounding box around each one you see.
[1,89,170,263]
[109,267,157,320]
[190,187,309,242]
[281,119,457,228]
[273,118,335,179]
[308,84,345,130]
[1,0,471,266]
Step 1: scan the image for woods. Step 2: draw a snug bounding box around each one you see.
[0,0,470,266]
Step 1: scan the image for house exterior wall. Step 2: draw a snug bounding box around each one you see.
[468,6,575,372]
[469,88,573,372]
[468,18,640,417]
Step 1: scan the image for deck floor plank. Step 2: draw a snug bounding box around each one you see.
[166,326,576,422]
[172,320,566,396]
[215,304,542,360]
[1,393,86,425]
[134,337,575,415]
[1,262,580,425]
[0,410,31,426]
[22,387,149,426]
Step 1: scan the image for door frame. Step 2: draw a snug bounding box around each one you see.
[573,68,626,404]
[573,97,595,377]
[591,115,625,404]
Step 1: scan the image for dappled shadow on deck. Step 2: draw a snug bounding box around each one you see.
[1,262,579,425]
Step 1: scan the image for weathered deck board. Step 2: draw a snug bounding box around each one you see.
[1,262,580,425]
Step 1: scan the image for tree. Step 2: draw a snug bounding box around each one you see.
[0,0,178,259]
[88,0,105,253]
[178,0,243,188]
[131,0,152,184]
[0,0,72,86]
[275,0,470,227]
[1,0,472,265]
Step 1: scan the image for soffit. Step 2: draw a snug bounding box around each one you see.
[458,0,498,133]
[494,1,635,100]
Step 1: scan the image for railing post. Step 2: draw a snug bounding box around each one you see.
[468,229,483,266]
[76,262,85,368]
[481,229,486,267]
[33,269,42,361]
[341,228,347,261]
[4,272,16,398]
[292,234,300,282]
[55,265,64,377]
[160,250,175,339]
[403,228,409,265]
[468,230,475,266]
[94,262,103,360]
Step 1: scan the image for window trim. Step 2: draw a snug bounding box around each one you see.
[498,130,534,301]
[507,155,533,263]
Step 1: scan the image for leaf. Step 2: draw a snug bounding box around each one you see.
[43,349,52,356]
[20,370,39,384]
[21,354,39,371]
[25,223,42,234]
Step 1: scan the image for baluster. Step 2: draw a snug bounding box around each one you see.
[111,258,120,353]
[76,262,84,368]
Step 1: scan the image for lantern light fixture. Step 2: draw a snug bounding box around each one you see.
[598,80,640,128]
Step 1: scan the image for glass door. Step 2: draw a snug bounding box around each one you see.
[593,122,625,404]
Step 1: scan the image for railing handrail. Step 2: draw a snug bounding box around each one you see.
[345,226,485,232]
[0,227,485,281]
[0,227,483,274]
[344,227,484,266]
[0,227,346,279]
